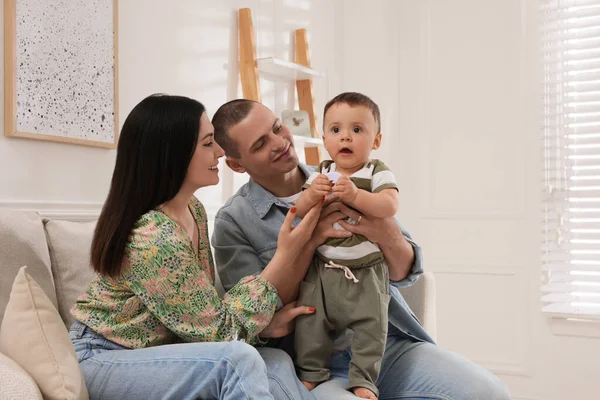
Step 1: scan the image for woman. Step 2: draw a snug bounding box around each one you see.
[69,94,321,400]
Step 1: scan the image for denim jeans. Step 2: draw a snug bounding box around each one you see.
[69,321,314,400]
[311,334,511,400]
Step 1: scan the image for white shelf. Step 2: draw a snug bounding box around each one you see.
[293,135,323,148]
[257,58,325,80]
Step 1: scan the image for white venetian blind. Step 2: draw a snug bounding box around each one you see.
[541,0,600,318]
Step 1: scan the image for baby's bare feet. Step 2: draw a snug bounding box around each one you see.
[301,380,317,391]
[353,387,378,400]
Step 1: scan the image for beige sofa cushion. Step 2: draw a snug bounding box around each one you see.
[0,351,43,400]
[44,219,96,326]
[0,209,57,322]
[0,266,88,400]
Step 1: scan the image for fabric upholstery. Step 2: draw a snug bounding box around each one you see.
[43,218,96,326]
[0,208,57,322]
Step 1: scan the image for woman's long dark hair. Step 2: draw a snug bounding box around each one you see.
[92,94,205,278]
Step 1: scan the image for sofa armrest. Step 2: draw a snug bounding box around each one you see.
[0,352,43,399]
[398,271,437,341]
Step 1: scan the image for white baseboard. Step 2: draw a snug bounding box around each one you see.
[0,199,221,223]
[0,199,103,221]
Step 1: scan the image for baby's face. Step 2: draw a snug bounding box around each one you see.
[322,103,382,172]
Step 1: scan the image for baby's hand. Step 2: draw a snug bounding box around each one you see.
[332,176,358,203]
[307,174,332,202]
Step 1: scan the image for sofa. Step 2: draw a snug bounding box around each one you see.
[0,207,437,399]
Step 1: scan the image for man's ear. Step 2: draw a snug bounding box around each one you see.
[372,132,382,150]
[226,156,246,174]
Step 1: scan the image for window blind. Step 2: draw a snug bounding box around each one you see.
[541,0,600,318]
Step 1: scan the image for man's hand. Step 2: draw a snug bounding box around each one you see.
[334,203,415,282]
[332,176,358,204]
[308,201,353,248]
[335,203,401,245]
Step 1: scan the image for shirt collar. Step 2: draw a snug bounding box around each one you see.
[246,163,313,219]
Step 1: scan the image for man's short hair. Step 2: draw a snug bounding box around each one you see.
[323,92,381,133]
[212,99,259,157]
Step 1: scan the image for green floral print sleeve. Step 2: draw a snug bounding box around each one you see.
[71,197,278,348]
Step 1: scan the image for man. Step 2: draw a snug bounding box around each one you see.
[211,99,510,400]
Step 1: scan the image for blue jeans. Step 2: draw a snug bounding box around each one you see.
[69,321,314,400]
[312,334,511,400]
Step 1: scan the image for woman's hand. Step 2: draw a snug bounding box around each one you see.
[260,201,322,298]
[259,302,315,338]
[275,201,322,262]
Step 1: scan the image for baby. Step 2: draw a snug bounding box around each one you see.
[294,92,399,400]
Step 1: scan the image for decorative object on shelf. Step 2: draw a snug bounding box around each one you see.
[4,0,119,149]
[282,110,311,138]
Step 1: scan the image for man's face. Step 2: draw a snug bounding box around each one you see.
[226,103,299,179]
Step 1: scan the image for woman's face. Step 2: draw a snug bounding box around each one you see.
[185,112,225,189]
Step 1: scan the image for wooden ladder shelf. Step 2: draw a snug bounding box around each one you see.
[238,8,324,166]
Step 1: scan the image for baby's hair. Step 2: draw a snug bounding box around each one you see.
[323,92,381,133]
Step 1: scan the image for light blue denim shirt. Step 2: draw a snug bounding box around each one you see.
[212,163,434,344]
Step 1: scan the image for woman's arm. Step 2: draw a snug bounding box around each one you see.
[213,202,351,304]
[124,220,278,345]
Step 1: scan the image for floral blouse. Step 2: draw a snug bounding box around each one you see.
[71,197,278,348]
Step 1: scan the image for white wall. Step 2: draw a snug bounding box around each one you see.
[392,1,600,399]
[3,0,596,397]
[0,0,341,215]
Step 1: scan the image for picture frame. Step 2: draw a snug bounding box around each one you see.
[4,0,119,148]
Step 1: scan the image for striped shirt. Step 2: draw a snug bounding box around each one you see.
[303,159,398,267]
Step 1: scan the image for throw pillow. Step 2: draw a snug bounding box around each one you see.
[0,351,42,400]
[0,266,88,400]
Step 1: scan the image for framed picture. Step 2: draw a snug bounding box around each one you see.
[4,0,119,148]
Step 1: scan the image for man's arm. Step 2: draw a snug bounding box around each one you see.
[376,218,416,281]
